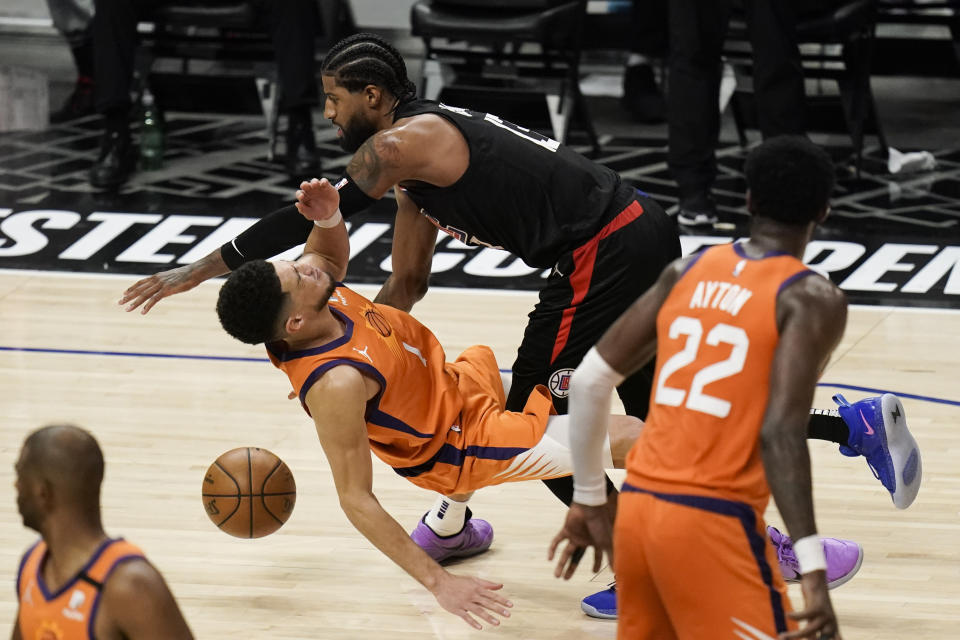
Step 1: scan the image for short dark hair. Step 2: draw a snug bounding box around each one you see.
[24,424,104,505]
[744,136,835,225]
[321,33,417,105]
[216,260,287,345]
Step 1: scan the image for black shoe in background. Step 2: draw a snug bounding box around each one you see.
[89,128,135,190]
[677,194,719,227]
[285,109,319,178]
[621,64,665,124]
[50,76,96,124]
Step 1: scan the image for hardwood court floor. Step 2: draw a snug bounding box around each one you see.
[1,270,958,639]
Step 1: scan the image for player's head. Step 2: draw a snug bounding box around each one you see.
[744,136,834,226]
[15,424,104,533]
[320,33,417,152]
[216,260,337,345]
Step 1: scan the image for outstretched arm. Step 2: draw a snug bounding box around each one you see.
[118,200,314,314]
[101,559,194,639]
[305,366,512,630]
[762,275,847,640]
[118,246,231,315]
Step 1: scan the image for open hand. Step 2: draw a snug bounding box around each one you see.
[431,573,512,630]
[780,571,841,639]
[548,502,613,580]
[118,265,201,314]
[295,178,341,223]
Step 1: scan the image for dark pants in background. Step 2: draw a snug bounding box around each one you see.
[92,0,320,114]
[666,0,805,208]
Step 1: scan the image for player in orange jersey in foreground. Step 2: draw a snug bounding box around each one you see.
[550,137,895,639]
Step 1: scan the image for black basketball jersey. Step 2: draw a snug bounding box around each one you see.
[393,99,622,268]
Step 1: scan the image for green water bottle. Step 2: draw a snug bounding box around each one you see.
[139,88,165,171]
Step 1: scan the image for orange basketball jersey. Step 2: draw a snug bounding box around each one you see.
[17,538,146,640]
[269,285,556,494]
[626,242,817,511]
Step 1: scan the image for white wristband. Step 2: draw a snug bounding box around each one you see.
[792,535,827,574]
[313,209,343,228]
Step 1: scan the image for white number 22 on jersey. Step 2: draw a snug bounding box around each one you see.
[654,316,749,418]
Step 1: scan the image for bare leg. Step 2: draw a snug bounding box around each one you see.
[608,415,644,468]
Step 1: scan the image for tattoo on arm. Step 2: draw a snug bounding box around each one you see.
[347,137,385,193]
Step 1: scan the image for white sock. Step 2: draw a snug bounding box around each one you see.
[424,495,469,536]
[500,370,512,396]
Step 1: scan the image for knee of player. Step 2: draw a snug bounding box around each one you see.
[609,415,643,467]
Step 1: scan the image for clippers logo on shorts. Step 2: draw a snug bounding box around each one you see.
[549,368,575,398]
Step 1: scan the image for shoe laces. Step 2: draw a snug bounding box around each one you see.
[771,531,798,570]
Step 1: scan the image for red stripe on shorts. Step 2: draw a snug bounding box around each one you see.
[550,199,645,364]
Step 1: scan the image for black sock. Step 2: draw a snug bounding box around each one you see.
[808,408,849,445]
[542,475,617,506]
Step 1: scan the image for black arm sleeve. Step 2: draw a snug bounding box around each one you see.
[219,204,313,270]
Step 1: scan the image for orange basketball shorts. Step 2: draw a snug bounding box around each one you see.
[614,483,796,640]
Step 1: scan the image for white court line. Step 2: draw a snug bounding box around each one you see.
[1,267,958,311]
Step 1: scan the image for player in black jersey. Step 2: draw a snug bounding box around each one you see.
[119,33,920,621]
[121,33,681,474]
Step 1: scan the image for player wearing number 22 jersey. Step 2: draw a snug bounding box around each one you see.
[614,242,816,639]
[555,138,853,639]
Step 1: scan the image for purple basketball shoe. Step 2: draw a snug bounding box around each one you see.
[768,526,863,589]
[835,393,921,509]
[410,508,493,563]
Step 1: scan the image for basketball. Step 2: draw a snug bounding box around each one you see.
[202,447,296,538]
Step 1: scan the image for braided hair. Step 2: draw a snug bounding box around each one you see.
[321,33,418,106]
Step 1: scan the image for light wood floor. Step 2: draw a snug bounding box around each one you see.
[1,270,958,639]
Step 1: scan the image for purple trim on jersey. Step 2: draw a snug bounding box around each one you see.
[621,483,787,633]
[394,443,530,478]
[297,358,433,439]
[298,358,385,408]
[733,241,791,260]
[268,308,354,362]
[88,555,146,640]
[777,269,819,296]
[368,410,435,439]
[16,539,41,598]
[36,538,117,601]
[679,247,709,277]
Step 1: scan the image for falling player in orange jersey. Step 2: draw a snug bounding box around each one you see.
[12,424,193,640]
[214,180,642,630]
[548,137,908,639]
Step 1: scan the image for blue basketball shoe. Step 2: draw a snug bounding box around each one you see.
[581,583,617,619]
[834,393,922,509]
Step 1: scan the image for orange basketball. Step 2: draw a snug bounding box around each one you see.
[202,447,296,538]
